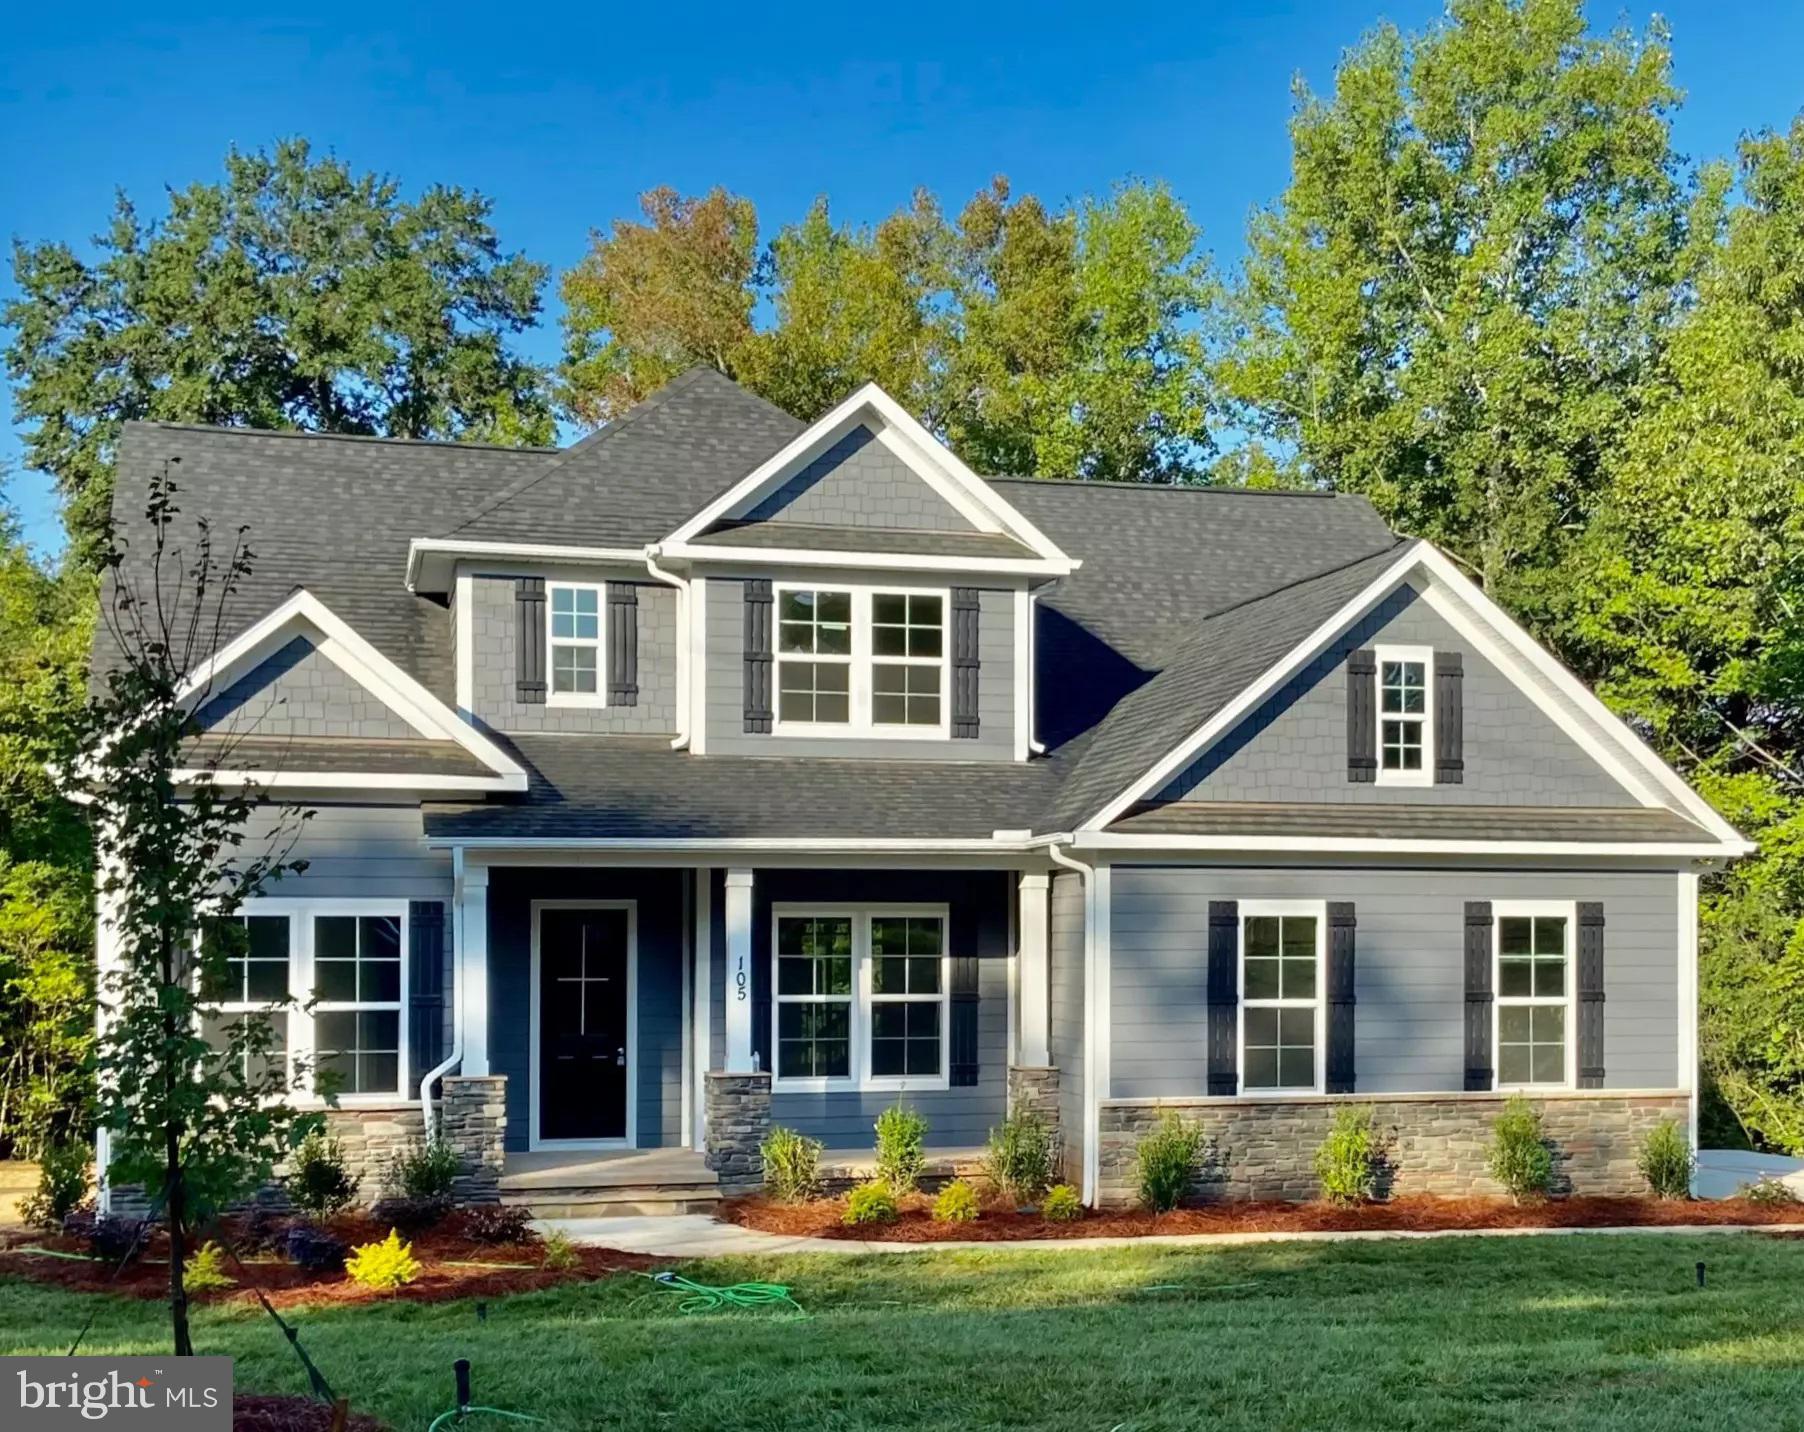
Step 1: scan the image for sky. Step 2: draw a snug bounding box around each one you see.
[3,0,1800,556]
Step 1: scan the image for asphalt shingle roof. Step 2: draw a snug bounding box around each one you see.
[1109,801,1707,843]
[183,734,491,778]
[698,522,1039,560]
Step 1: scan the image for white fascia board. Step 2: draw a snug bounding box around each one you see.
[1069,831,1754,858]
[407,538,650,593]
[175,769,525,794]
[424,835,1046,854]
[665,542,1075,578]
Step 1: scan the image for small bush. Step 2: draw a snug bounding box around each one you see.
[22,1141,90,1231]
[284,1224,348,1273]
[540,1230,580,1272]
[345,1229,420,1292]
[874,1104,929,1194]
[1636,1119,1694,1200]
[984,1113,1055,1204]
[371,1194,451,1236]
[1137,1110,1203,1212]
[843,1180,899,1226]
[760,1126,823,1203]
[389,1138,460,1201]
[286,1130,361,1219]
[1314,1106,1383,1206]
[462,1204,537,1246]
[1488,1096,1554,1203]
[1739,1176,1800,1206]
[239,1205,293,1254]
[1042,1184,1084,1222]
[184,1241,236,1292]
[932,1179,980,1223]
[64,1209,147,1264]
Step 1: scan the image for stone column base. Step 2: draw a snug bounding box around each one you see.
[442,1075,508,1205]
[704,1071,772,1194]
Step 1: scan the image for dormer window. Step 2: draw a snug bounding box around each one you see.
[548,583,605,705]
[1376,643,1433,785]
[774,583,948,736]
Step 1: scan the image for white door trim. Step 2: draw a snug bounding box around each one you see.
[529,898,638,1152]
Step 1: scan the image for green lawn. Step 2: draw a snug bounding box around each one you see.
[3,1233,1802,1430]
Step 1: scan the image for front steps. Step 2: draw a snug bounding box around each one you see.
[499,1146,721,1220]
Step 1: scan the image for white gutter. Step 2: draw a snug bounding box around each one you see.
[418,847,470,1134]
[1045,837,1099,1206]
[643,544,691,750]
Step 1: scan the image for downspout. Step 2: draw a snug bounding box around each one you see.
[1027,588,1047,755]
[1045,838,1098,1205]
[418,846,469,1135]
[644,544,691,750]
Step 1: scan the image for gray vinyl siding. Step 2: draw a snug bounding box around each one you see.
[1156,584,1638,808]
[485,867,688,1152]
[1108,865,1681,1098]
[1048,871,1086,1183]
[703,573,1016,760]
[196,636,415,739]
[740,423,975,531]
[469,568,678,736]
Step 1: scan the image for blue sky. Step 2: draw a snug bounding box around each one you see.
[3,1,1800,555]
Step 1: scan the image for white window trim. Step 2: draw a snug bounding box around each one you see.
[769,902,952,1093]
[771,583,952,740]
[547,580,608,709]
[1374,642,1434,787]
[1492,899,1577,1092]
[1237,899,1326,1097]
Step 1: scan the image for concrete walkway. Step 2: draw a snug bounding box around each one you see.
[1694,1148,1804,1201]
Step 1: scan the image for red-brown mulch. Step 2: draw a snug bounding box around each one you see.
[234,1394,388,1432]
[0,1211,663,1307]
[724,1191,1804,1242]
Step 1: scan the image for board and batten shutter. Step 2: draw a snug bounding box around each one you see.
[408,901,447,1089]
[606,582,639,706]
[1435,651,1464,784]
[514,577,546,704]
[1206,901,1239,1096]
[1347,648,1377,782]
[1463,901,1494,1090]
[1576,902,1606,1088]
[1325,902,1357,1094]
[951,588,981,738]
[949,948,980,1086]
[743,579,774,733]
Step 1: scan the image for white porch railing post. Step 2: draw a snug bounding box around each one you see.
[724,868,755,1073]
[1017,873,1052,1067]
[458,858,491,1077]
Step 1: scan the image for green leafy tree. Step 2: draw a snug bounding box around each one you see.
[6,138,551,561]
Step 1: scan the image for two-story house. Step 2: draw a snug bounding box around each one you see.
[94,368,1750,1212]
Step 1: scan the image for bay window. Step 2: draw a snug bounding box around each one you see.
[774,585,948,735]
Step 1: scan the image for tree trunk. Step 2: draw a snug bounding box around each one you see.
[167,1133,193,1356]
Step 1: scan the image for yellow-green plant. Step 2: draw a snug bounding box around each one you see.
[874,1103,928,1194]
[932,1179,980,1223]
[1042,1184,1084,1222]
[843,1180,899,1226]
[540,1229,580,1271]
[344,1228,421,1291]
[1314,1106,1383,1206]
[760,1125,823,1203]
[183,1241,235,1292]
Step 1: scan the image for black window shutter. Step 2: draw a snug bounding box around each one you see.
[1577,902,1605,1088]
[607,582,639,706]
[1206,901,1239,1096]
[1326,902,1357,1094]
[949,951,980,1086]
[1435,651,1464,784]
[951,588,981,738]
[408,901,447,1091]
[1464,901,1494,1090]
[1347,648,1377,782]
[515,577,546,704]
[743,579,773,733]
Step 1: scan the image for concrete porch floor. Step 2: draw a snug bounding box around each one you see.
[500,1146,715,1191]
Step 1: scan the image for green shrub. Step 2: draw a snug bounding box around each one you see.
[1739,1176,1800,1205]
[344,1228,420,1291]
[1314,1106,1383,1206]
[1042,1184,1084,1222]
[874,1104,929,1194]
[21,1140,90,1231]
[1137,1110,1204,1212]
[843,1180,899,1226]
[1636,1119,1693,1200]
[389,1138,460,1200]
[1488,1096,1554,1203]
[984,1113,1054,1204]
[184,1240,236,1292]
[540,1230,580,1271]
[760,1125,823,1203]
[461,1204,537,1246]
[932,1179,980,1223]
[286,1129,361,1219]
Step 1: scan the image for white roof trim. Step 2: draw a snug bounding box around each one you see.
[174,770,520,794]
[1081,540,1746,851]
[178,590,527,790]
[1071,831,1752,858]
[407,538,650,593]
[662,382,1074,566]
[661,541,1074,577]
[425,835,1046,853]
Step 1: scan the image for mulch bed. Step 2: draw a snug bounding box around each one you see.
[234,1395,388,1432]
[724,1191,1804,1242]
[0,1211,663,1307]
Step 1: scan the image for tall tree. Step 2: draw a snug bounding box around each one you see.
[5,139,551,561]
[1217,0,1684,608]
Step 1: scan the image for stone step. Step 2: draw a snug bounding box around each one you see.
[502,1183,723,1219]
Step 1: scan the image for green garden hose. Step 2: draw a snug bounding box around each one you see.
[426,1406,547,1431]
[648,1270,806,1315]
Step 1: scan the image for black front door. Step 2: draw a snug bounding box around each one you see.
[538,906,630,1142]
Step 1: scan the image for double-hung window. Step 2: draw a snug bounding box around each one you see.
[774,586,948,735]
[312,913,404,1098]
[548,582,605,704]
[1239,902,1323,1093]
[772,905,949,1090]
[199,914,293,1088]
[1495,904,1572,1088]
[1375,643,1433,785]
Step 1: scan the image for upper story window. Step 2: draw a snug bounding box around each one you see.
[1376,643,1433,786]
[775,585,947,736]
[548,583,605,705]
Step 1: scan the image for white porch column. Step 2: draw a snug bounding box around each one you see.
[723,868,755,1073]
[457,855,491,1077]
[692,868,714,1150]
[1017,873,1052,1067]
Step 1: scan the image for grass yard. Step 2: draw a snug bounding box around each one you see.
[3,1233,1803,1430]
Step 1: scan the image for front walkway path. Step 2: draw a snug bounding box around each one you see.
[540,1212,1777,1258]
